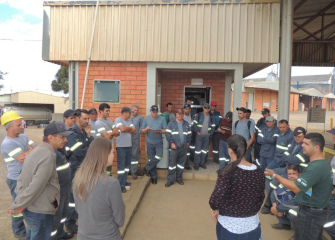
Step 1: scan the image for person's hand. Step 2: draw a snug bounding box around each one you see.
[171,143,177,149]
[145,126,151,133]
[271,206,278,216]
[84,124,92,136]
[119,124,126,132]
[277,212,283,217]
[332,189,335,195]
[264,169,274,177]
[211,209,219,222]
[8,207,25,216]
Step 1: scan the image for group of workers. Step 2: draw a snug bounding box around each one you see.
[2,98,335,240]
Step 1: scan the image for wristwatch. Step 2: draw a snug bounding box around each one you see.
[271,173,276,179]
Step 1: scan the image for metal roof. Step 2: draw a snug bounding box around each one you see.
[298,87,325,98]
[243,81,300,93]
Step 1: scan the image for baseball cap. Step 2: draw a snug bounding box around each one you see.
[265,116,275,122]
[121,106,131,113]
[293,127,306,136]
[210,101,217,106]
[236,107,247,113]
[225,111,232,119]
[150,105,159,113]
[261,108,270,115]
[44,121,73,137]
[183,104,191,109]
[63,109,75,118]
[88,108,97,114]
[327,127,335,134]
[203,103,210,109]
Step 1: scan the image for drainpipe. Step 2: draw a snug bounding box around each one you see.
[81,0,100,109]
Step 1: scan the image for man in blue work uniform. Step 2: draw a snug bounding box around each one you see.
[257,116,280,171]
[192,103,214,170]
[65,109,94,234]
[141,105,167,184]
[165,108,191,187]
[254,108,271,165]
[130,104,143,179]
[209,101,222,164]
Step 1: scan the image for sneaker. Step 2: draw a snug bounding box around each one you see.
[151,178,157,184]
[200,165,207,169]
[271,223,291,230]
[176,179,184,185]
[261,206,271,214]
[165,181,174,187]
[132,173,138,179]
[121,187,127,193]
[194,166,199,171]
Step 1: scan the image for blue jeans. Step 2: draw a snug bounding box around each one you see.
[117,147,132,187]
[24,209,54,240]
[259,156,273,171]
[292,205,329,240]
[219,140,230,170]
[216,222,261,240]
[6,178,26,237]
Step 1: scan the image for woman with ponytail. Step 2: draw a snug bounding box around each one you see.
[209,134,265,240]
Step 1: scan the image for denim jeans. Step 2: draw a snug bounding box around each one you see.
[6,178,26,237]
[324,191,335,239]
[219,140,230,170]
[259,156,273,171]
[145,142,163,179]
[292,205,329,240]
[117,147,132,187]
[216,222,261,240]
[24,209,54,240]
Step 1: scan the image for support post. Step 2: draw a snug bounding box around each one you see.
[278,0,293,122]
[224,73,233,115]
[232,65,243,123]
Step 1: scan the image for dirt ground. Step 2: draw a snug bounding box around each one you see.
[0,111,334,239]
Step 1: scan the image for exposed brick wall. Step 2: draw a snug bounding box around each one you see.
[159,71,226,113]
[77,61,148,172]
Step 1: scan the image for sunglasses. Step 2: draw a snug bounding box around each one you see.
[204,107,210,109]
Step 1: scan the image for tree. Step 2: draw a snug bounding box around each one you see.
[0,70,6,90]
[51,66,69,94]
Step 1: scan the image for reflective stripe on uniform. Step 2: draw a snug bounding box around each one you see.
[28,140,34,145]
[289,209,297,216]
[270,182,277,189]
[284,151,290,156]
[116,123,122,128]
[324,221,335,228]
[155,155,162,160]
[197,124,203,128]
[296,154,305,163]
[69,203,75,207]
[201,150,207,154]
[96,133,101,136]
[13,213,23,218]
[51,230,57,236]
[258,133,264,138]
[8,147,22,157]
[4,157,15,163]
[255,159,260,166]
[273,134,279,137]
[131,161,138,164]
[266,175,272,180]
[183,132,188,135]
[300,163,308,168]
[189,146,195,149]
[130,124,135,127]
[60,218,66,223]
[288,144,292,148]
[171,132,179,135]
[169,166,176,170]
[195,151,201,154]
[187,153,190,156]
[118,170,125,174]
[125,168,129,172]
[65,146,70,151]
[278,184,284,188]
[177,164,184,169]
[332,168,335,174]
[56,163,70,171]
[97,127,106,132]
[90,130,96,133]
[107,130,113,133]
[276,145,288,150]
[166,129,172,133]
[70,142,83,151]
[208,128,211,131]
[213,150,218,154]
[211,124,215,127]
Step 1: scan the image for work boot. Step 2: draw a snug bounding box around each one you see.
[176,179,184,185]
[165,181,174,187]
[66,225,78,234]
[261,206,271,214]
[132,173,138,179]
[271,223,291,230]
[59,232,74,239]
[200,165,207,169]
[184,166,192,170]
[194,166,199,171]
[151,178,157,184]
[144,168,150,177]
[121,187,127,193]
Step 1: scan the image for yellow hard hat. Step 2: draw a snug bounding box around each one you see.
[1,111,22,125]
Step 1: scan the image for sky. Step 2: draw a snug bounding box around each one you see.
[0,0,333,95]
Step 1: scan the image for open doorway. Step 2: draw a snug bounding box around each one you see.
[184,86,211,114]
